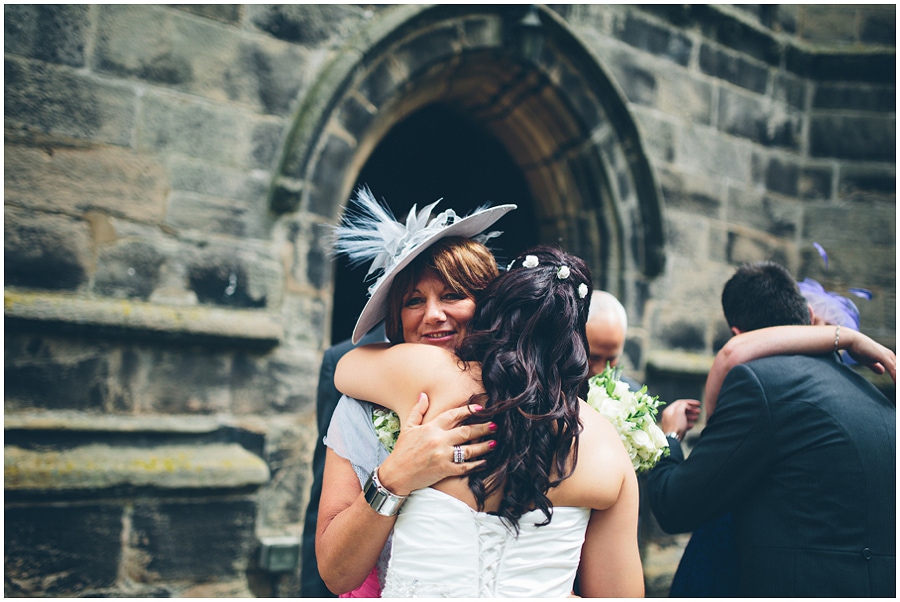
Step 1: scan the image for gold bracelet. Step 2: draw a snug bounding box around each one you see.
[834,325,841,353]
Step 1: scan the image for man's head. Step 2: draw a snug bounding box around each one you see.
[722,261,811,334]
[585,290,628,376]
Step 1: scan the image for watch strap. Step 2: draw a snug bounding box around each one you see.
[363,466,408,517]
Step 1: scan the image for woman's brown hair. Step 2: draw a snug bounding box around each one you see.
[384,237,499,344]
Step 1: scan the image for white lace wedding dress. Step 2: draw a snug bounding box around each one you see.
[381,487,591,597]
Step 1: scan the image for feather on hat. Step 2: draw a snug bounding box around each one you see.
[333,187,516,343]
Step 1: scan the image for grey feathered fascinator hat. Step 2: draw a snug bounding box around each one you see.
[332,186,516,343]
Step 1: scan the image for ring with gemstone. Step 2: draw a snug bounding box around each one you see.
[452,444,465,464]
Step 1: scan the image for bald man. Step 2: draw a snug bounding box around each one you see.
[585,290,644,393]
[586,291,629,377]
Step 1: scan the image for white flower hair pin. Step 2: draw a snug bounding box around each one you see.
[522,255,539,268]
[578,283,588,299]
[556,265,570,279]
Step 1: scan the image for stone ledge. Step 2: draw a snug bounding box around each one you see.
[5,442,270,492]
[646,350,715,375]
[4,411,229,434]
[4,290,283,347]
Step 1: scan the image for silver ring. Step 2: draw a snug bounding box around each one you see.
[452,444,465,464]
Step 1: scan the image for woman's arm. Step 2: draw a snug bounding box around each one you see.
[317,395,496,593]
[575,406,645,597]
[705,325,896,416]
[335,343,445,416]
[317,448,394,593]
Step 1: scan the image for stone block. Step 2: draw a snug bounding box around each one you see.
[788,49,895,84]
[5,504,122,596]
[136,92,255,167]
[771,5,798,35]
[726,230,791,267]
[166,160,269,238]
[253,121,286,168]
[235,40,308,116]
[860,9,896,46]
[142,351,234,414]
[773,72,807,110]
[798,165,834,201]
[5,144,168,223]
[4,350,110,413]
[4,207,92,291]
[655,164,725,214]
[130,499,258,581]
[615,63,657,106]
[813,83,895,112]
[96,5,307,115]
[717,87,801,150]
[166,192,265,239]
[809,114,895,161]
[802,205,895,281]
[4,4,90,68]
[307,134,355,218]
[729,188,801,237]
[553,58,603,130]
[94,5,187,84]
[395,24,458,80]
[676,124,752,184]
[462,14,503,49]
[5,56,137,147]
[800,5,860,45]
[655,71,714,125]
[247,4,363,44]
[95,239,166,300]
[173,4,241,25]
[618,12,691,67]
[185,243,282,310]
[337,94,377,139]
[699,44,768,94]
[698,5,782,65]
[763,156,799,197]
[633,110,675,163]
[838,166,896,203]
[665,210,711,263]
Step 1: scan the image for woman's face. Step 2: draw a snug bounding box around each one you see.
[400,270,476,350]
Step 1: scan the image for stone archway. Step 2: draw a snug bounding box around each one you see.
[270,4,664,340]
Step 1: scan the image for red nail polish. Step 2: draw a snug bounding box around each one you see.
[488,440,497,449]
[488,422,497,431]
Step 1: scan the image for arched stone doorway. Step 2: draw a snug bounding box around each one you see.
[332,103,539,344]
[270,5,665,345]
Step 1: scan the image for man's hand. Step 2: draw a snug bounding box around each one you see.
[377,393,496,496]
[659,399,701,441]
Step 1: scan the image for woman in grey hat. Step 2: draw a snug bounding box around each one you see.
[316,189,517,596]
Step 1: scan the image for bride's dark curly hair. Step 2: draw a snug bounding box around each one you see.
[456,245,593,532]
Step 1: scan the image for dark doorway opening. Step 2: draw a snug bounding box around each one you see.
[331,103,539,345]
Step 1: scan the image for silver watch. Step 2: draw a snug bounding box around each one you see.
[666,431,682,442]
[363,466,408,517]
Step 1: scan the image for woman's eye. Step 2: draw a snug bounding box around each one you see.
[443,292,466,301]
[404,297,424,307]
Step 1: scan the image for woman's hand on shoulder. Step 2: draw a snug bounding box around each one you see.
[377,392,497,496]
[843,329,896,381]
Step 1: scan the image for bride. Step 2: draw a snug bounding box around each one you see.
[335,245,644,597]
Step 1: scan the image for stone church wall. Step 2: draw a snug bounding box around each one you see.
[4,4,894,597]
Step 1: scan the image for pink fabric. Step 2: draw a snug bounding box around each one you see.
[339,566,381,598]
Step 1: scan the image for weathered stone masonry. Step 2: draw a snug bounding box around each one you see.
[4,4,894,597]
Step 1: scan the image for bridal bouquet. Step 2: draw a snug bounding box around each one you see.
[372,406,401,452]
[586,366,669,473]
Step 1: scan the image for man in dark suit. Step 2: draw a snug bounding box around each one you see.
[646,261,895,597]
[301,324,385,597]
